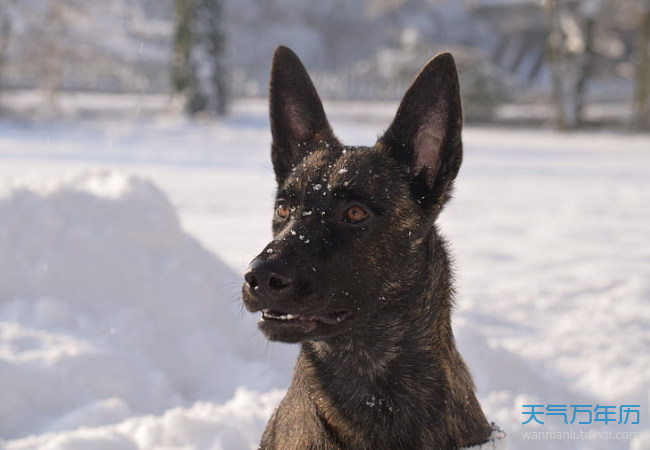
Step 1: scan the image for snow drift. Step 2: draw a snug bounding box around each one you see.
[0,171,288,447]
[0,115,648,449]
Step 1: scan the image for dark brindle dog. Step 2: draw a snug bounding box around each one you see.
[242,46,493,449]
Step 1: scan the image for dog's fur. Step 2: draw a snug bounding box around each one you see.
[242,46,492,449]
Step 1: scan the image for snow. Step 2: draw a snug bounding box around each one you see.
[0,169,290,446]
[5,388,284,450]
[1,99,649,449]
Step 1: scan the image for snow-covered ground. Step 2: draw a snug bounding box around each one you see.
[0,99,648,449]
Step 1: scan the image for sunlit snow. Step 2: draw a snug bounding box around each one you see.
[0,99,648,449]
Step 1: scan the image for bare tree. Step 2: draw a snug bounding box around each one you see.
[171,0,228,116]
[11,0,87,115]
[634,0,650,130]
[195,0,228,115]
[545,0,601,129]
[0,0,14,112]
[172,0,198,110]
[41,0,65,111]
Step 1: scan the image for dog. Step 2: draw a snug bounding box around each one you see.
[241,46,493,449]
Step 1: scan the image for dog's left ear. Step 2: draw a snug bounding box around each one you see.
[379,52,462,208]
[269,46,338,184]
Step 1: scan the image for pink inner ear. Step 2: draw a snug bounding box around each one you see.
[413,127,444,187]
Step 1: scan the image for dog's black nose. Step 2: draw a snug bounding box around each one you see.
[245,258,293,299]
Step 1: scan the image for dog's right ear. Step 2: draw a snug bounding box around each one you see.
[269,46,337,184]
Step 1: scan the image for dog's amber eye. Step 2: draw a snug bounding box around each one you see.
[276,201,290,219]
[345,205,369,223]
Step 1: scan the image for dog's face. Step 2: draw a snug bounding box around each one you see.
[242,46,462,343]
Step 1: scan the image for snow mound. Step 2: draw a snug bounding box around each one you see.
[0,171,286,444]
[5,387,284,450]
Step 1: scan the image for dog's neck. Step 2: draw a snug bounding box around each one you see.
[292,231,489,447]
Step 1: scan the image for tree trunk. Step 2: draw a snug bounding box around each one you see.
[0,10,11,113]
[545,0,599,129]
[198,0,228,115]
[171,0,228,116]
[634,0,650,131]
[574,10,595,127]
[42,0,64,113]
[546,0,571,129]
[172,0,205,114]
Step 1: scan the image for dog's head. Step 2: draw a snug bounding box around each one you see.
[242,46,462,343]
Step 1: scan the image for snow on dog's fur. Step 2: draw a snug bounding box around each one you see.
[243,46,503,449]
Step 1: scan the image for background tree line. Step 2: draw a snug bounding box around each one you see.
[0,0,648,130]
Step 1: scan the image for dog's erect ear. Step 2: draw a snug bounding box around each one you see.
[269,46,336,184]
[379,52,462,208]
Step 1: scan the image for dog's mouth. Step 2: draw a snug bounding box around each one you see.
[259,308,352,338]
